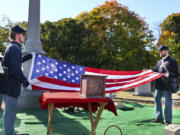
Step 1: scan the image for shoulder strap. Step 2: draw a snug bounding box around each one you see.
[161,59,169,73]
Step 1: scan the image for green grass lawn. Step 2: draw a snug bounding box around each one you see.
[0,101,180,135]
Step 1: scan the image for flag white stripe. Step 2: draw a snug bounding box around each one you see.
[30,72,160,92]
[105,72,160,91]
[28,53,36,81]
[29,54,163,92]
[30,78,80,91]
[106,72,158,84]
[85,70,153,79]
[106,80,136,84]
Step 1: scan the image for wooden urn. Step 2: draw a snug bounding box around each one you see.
[80,74,107,98]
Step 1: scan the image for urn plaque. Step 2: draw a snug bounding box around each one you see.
[80,75,107,98]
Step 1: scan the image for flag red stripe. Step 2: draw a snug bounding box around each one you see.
[37,76,80,87]
[105,73,164,93]
[36,74,146,88]
[32,72,163,93]
[30,54,165,93]
[106,72,159,87]
[86,67,143,75]
[106,77,137,83]
[36,72,158,88]
[106,72,154,82]
[33,72,163,92]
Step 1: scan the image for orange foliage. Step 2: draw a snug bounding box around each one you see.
[162,30,170,36]
[171,32,175,36]
[92,25,97,29]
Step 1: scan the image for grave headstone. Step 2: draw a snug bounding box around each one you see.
[134,83,153,96]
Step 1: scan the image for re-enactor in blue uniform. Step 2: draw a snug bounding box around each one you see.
[152,45,179,125]
[0,25,31,135]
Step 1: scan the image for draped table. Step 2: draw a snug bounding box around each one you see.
[39,92,117,135]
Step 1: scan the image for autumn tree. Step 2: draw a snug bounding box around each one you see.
[40,18,87,65]
[75,0,156,70]
[0,15,13,54]
[0,2,159,71]
[40,0,157,71]
[158,13,180,68]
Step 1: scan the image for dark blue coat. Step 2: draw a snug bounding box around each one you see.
[154,56,179,90]
[0,41,28,98]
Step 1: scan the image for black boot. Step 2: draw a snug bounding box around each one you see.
[65,107,75,113]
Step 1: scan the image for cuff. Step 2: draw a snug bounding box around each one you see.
[164,73,169,78]
[23,81,29,88]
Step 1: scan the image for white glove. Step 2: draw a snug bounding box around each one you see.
[26,84,32,90]
[164,72,169,78]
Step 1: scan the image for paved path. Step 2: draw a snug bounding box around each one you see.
[112,91,180,108]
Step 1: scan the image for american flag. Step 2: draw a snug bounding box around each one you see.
[28,54,164,93]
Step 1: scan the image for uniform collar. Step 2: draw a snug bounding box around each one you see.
[11,41,21,48]
[162,55,170,61]
[162,55,169,60]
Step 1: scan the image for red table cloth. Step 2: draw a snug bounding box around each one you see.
[39,92,117,116]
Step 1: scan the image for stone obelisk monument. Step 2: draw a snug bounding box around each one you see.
[23,0,45,54]
[18,0,46,109]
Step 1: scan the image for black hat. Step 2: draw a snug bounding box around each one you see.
[11,25,26,34]
[158,45,169,51]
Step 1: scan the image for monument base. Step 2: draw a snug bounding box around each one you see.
[18,90,44,109]
[164,124,180,135]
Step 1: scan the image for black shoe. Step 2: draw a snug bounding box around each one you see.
[151,119,164,124]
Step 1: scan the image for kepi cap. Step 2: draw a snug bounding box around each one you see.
[11,25,26,34]
[158,45,169,51]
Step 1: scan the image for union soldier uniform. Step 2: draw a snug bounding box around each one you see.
[0,25,30,135]
[152,45,179,125]
[154,55,179,90]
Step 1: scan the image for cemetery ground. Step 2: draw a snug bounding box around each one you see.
[0,91,180,135]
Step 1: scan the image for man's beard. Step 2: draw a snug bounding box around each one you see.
[161,53,166,58]
[20,40,25,44]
